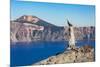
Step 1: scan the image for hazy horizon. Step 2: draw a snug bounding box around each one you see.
[11,0,95,27]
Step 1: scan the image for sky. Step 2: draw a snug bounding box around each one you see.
[11,0,95,26]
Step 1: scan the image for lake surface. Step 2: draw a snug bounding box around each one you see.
[10,40,95,66]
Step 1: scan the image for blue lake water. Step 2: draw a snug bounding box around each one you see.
[10,40,95,66]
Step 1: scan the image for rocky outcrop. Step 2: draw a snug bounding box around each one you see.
[34,45,95,65]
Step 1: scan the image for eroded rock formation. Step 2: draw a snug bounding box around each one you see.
[10,21,44,42]
[34,45,95,65]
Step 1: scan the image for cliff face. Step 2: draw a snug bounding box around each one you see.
[10,22,43,42]
[10,15,95,42]
[34,45,95,65]
[10,15,64,42]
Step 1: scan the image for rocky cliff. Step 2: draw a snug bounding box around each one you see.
[10,15,64,42]
[10,15,95,42]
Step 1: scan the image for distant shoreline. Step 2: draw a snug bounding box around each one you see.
[10,39,95,45]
